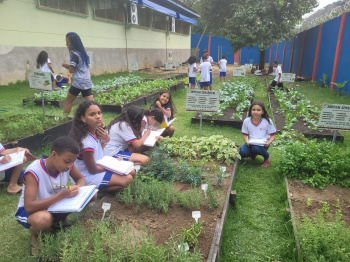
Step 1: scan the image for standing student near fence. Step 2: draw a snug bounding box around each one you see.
[200,49,214,90]
[239,101,276,167]
[62,32,94,115]
[199,55,212,91]
[14,136,87,256]
[70,101,135,192]
[218,54,227,83]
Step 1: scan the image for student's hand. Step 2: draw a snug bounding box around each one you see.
[16,147,29,153]
[62,185,80,198]
[115,157,123,161]
[144,129,151,137]
[156,136,164,142]
[156,101,162,108]
[0,155,11,164]
[96,126,110,144]
[264,141,271,147]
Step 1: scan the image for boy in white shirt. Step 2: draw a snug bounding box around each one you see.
[218,55,228,83]
[200,49,214,90]
[267,61,283,93]
[199,56,212,90]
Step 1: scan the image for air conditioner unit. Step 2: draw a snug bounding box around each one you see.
[171,17,175,32]
[129,3,138,24]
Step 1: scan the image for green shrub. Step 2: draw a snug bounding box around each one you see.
[177,187,203,209]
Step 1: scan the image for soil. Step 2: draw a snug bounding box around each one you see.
[82,159,234,260]
[287,179,350,227]
[269,93,344,142]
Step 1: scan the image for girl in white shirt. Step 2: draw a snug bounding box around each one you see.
[187,55,197,89]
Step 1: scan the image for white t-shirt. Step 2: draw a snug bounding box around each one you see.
[16,156,72,209]
[0,143,5,180]
[188,63,197,77]
[38,58,51,73]
[274,65,283,82]
[219,59,227,72]
[199,62,212,82]
[74,133,106,187]
[200,56,214,64]
[104,122,137,157]
[241,117,276,141]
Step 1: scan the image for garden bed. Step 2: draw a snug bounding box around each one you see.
[191,106,249,129]
[269,93,344,142]
[82,157,237,261]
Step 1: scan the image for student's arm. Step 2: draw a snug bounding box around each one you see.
[130,129,151,149]
[49,64,54,74]
[0,155,11,164]
[69,166,86,187]
[265,134,275,147]
[243,134,249,144]
[62,63,75,74]
[23,173,80,214]
[2,147,29,155]
[193,66,197,72]
[155,101,172,118]
[81,151,106,174]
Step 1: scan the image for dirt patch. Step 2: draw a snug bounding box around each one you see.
[269,94,344,141]
[82,160,234,260]
[288,179,350,227]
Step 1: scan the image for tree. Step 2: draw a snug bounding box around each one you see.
[198,0,318,69]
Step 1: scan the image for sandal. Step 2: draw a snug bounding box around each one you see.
[261,157,271,167]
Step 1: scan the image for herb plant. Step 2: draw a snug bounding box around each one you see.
[178,222,205,248]
[176,187,203,209]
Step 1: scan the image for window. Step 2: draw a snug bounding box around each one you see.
[175,19,182,34]
[153,11,167,31]
[137,7,152,27]
[38,0,88,15]
[173,20,191,35]
[182,22,190,35]
[93,0,125,23]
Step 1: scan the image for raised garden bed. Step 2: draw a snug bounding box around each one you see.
[269,93,344,142]
[191,106,249,129]
[144,73,187,81]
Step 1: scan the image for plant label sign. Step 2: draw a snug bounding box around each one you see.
[165,62,177,70]
[192,211,201,223]
[281,73,296,82]
[318,104,350,130]
[186,89,219,112]
[201,184,208,198]
[128,63,138,71]
[244,64,253,70]
[28,70,52,91]
[101,202,111,221]
[233,68,246,77]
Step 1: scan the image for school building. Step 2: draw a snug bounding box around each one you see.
[0,0,199,85]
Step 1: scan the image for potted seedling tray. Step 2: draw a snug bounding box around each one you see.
[269,94,344,142]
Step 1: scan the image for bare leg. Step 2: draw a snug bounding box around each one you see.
[190,83,195,89]
[163,125,175,137]
[63,92,77,115]
[129,153,149,166]
[224,77,226,82]
[84,95,94,101]
[219,77,222,84]
[7,164,24,194]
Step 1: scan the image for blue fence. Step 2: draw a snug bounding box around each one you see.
[191,12,350,93]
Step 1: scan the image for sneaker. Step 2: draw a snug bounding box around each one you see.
[261,157,271,167]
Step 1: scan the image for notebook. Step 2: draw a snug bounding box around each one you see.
[0,151,26,172]
[47,185,98,213]
[158,118,176,129]
[96,156,135,175]
[247,139,267,146]
[143,128,166,147]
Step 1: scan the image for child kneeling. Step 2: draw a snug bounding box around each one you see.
[14,136,87,255]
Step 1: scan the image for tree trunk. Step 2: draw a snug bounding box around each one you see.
[259,50,265,70]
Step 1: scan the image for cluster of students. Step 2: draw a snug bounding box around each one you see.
[5,89,176,255]
[187,49,228,90]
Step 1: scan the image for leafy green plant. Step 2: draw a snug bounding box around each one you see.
[206,182,220,211]
[331,81,347,96]
[176,187,203,209]
[320,73,328,87]
[178,222,205,248]
[176,158,204,185]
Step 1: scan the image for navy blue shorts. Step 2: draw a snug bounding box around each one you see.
[56,78,69,87]
[270,80,283,88]
[188,77,196,84]
[200,81,210,88]
[113,151,132,161]
[219,72,227,77]
[99,171,113,189]
[210,72,213,84]
[69,85,93,98]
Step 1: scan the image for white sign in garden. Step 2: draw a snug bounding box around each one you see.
[28,70,52,91]
[318,104,350,130]
[128,63,138,71]
[244,64,253,69]
[281,73,296,82]
[233,68,246,77]
[186,89,219,112]
[165,62,177,70]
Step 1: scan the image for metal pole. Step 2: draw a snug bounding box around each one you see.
[199,112,203,137]
[41,91,46,117]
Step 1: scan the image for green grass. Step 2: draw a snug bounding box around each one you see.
[1,74,349,261]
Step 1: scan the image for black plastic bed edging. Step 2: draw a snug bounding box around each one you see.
[3,119,72,152]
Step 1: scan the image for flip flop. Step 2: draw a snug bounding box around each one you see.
[7,189,22,196]
[261,158,271,167]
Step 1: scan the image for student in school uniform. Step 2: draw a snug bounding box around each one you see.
[0,142,31,195]
[218,54,228,83]
[200,49,214,90]
[14,136,87,256]
[52,74,71,90]
[199,55,212,90]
